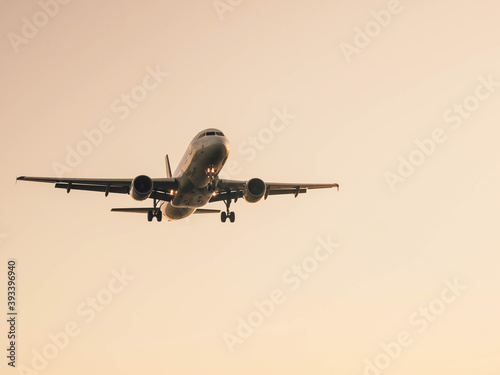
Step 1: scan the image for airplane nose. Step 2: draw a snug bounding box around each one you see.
[205,140,229,158]
[224,138,231,155]
[212,136,230,156]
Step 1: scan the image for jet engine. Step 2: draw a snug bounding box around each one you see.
[130,175,153,201]
[244,178,266,203]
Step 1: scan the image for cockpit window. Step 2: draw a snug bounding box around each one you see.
[198,131,224,139]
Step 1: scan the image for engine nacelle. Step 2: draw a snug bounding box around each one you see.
[130,175,153,201]
[244,178,266,203]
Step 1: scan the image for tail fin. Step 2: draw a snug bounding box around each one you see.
[165,155,172,178]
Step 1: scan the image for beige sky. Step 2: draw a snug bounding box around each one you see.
[1,0,499,374]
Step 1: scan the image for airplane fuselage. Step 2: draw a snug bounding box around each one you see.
[162,129,230,220]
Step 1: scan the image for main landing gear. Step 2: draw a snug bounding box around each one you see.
[147,196,162,222]
[221,196,236,223]
[147,210,162,222]
[221,211,235,223]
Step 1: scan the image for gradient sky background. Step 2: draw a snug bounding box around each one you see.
[1,1,500,374]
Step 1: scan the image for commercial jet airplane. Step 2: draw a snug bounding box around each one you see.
[17,129,339,223]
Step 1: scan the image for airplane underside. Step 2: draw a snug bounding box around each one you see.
[162,204,197,221]
[16,128,338,224]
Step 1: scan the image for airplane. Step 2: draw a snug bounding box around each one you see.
[17,129,339,223]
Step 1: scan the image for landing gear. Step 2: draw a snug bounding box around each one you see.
[208,179,218,192]
[221,194,236,223]
[147,195,163,222]
[221,211,235,223]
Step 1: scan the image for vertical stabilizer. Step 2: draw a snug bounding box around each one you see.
[165,155,172,178]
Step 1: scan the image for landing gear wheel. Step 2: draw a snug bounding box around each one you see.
[156,210,162,222]
[221,212,227,223]
[147,211,154,222]
[229,212,235,223]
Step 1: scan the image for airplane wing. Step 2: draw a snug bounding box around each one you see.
[210,179,339,202]
[16,176,178,202]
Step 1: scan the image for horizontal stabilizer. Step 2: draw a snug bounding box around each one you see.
[111,208,221,214]
[193,209,221,214]
[111,208,151,213]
